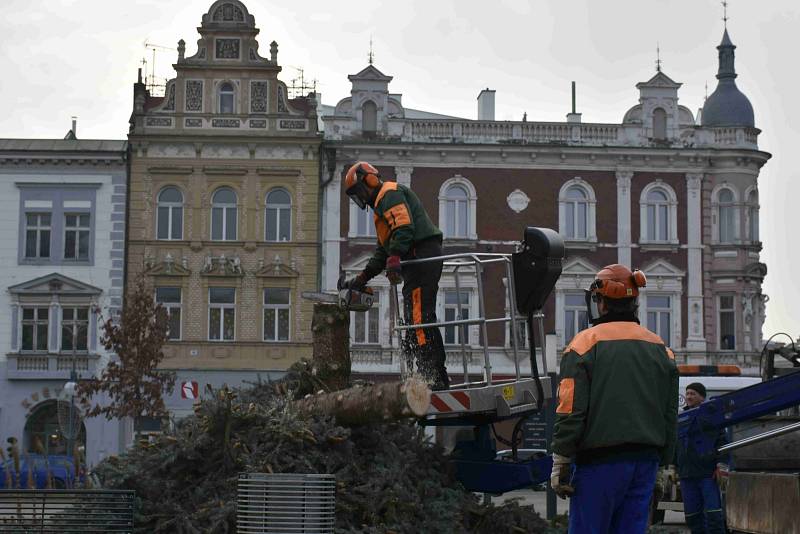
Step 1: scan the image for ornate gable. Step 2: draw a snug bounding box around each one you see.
[636,71,682,90]
[255,255,299,278]
[556,257,600,291]
[348,65,393,83]
[8,273,102,297]
[144,254,191,277]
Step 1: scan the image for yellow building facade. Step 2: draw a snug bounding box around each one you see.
[127,0,320,390]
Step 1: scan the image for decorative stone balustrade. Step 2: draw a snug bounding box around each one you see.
[7,353,98,380]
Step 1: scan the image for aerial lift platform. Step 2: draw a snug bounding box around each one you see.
[389,227,564,493]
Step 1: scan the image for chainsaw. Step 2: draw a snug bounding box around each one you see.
[301,273,375,312]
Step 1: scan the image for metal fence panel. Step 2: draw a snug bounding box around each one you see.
[0,489,134,533]
[237,473,335,534]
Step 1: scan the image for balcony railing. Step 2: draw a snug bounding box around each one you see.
[325,114,760,149]
[6,353,99,380]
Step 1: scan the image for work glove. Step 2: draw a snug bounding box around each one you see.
[385,255,402,285]
[550,453,574,499]
[342,272,368,291]
[714,463,729,492]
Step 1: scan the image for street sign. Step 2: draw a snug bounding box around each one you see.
[181,381,199,399]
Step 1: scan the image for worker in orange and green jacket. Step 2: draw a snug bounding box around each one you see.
[550,264,679,533]
[342,162,448,390]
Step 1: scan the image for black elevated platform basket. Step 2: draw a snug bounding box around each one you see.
[512,227,565,314]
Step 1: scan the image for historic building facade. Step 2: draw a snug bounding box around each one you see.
[321,28,769,378]
[127,0,321,417]
[0,137,129,466]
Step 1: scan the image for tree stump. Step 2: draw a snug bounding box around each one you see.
[310,302,351,391]
[295,378,432,426]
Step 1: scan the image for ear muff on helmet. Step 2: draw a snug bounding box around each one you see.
[590,265,647,299]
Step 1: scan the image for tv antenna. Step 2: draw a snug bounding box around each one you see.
[143,41,176,96]
[286,66,318,98]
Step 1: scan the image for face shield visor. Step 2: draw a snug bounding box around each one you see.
[346,181,371,210]
[584,286,602,325]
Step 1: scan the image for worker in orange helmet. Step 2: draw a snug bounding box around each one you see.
[550,264,679,532]
[342,162,448,390]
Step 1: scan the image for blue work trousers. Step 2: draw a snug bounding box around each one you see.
[680,477,725,534]
[568,458,658,534]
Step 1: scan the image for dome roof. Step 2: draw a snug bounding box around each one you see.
[701,81,754,127]
[701,29,755,128]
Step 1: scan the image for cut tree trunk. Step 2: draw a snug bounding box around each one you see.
[295,378,432,426]
[310,302,351,391]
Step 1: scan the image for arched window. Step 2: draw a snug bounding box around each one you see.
[265,188,291,242]
[653,107,667,140]
[645,188,670,241]
[747,189,759,242]
[640,182,678,244]
[444,185,469,238]
[24,401,86,456]
[718,188,736,243]
[211,188,237,241]
[362,100,377,132]
[564,186,588,239]
[219,82,235,114]
[438,176,477,240]
[156,187,183,240]
[558,179,597,242]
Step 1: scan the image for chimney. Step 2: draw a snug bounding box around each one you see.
[477,88,495,121]
[71,116,77,137]
[566,81,582,123]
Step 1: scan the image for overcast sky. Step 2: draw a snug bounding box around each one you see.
[1,0,797,341]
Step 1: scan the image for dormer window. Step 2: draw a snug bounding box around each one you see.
[362,100,377,133]
[219,82,235,114]
[653,108,667,140]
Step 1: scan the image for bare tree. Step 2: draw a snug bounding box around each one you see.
[78,275,175,420]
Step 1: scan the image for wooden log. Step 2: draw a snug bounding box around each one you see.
[310,302,351,391]
[295,378,431,426]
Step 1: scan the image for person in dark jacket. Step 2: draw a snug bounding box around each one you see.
[342,162,448,390]
[551,264,679,533]
[677,382,729,534]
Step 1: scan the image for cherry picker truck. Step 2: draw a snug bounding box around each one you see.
[390,226,800,531]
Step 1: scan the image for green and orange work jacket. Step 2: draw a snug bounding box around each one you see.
[363,181,442,279]
[552,319,679,465]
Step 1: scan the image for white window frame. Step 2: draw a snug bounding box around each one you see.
[639,181,678,245]
[502,277,528,349]
[155,287,182,341]
[263,288,291,342]
[218,81,236,114]
[563,292,589,345]
[636,261,684,348]
[711,184,739,245]
[558,178,597,243]
[349,205,377,238]
[156,187,184,241]
[208,287,236,341]
[554,258,600,349]
[21,306,49,353]
[351,291,381,345]
[211,187,238,241]
[60,306,89,353]
[718,294,736,351]
[441,288,471,346]
[645,294,672,344]
[63,212,91,261]
[265,188,292,243]
[438,176,478,240]
[745,186,759,243]
[24,212,52,259]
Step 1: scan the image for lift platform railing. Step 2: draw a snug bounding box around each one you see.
[388,252,532,388]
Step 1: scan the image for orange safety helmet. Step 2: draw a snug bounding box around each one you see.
[589,264,647,299]
[344,161,382,210]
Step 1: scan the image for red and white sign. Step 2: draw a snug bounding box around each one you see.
[429,391,471,413]
[181,381,199,399]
